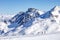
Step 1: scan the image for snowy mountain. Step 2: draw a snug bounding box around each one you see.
[51,6,60,24]
[0,6,60,36]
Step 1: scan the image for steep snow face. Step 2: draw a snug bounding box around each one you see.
[37,10,45,15]
[51,6,60,24]
[25,18,45,35]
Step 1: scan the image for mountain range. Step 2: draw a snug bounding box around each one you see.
[0,6,60,36]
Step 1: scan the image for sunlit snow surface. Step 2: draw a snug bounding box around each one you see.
[0,6,60,40]
[0,32,60,40]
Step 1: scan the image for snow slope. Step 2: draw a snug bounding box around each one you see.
[0,32,60,40]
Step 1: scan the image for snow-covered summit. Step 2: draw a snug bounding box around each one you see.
[51,6,60,24]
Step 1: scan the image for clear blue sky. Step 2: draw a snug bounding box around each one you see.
[0,0,60,15]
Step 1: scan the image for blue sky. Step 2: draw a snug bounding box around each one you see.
[0,0,60,15]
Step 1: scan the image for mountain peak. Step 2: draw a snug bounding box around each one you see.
[55,6,60,8]
[54,6,60,10]
[51,6,60,14]
[28,8,37,12]
[51,6,60,11]
[51,6,60,24]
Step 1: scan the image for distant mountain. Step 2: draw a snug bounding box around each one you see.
[0,6,60,36]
